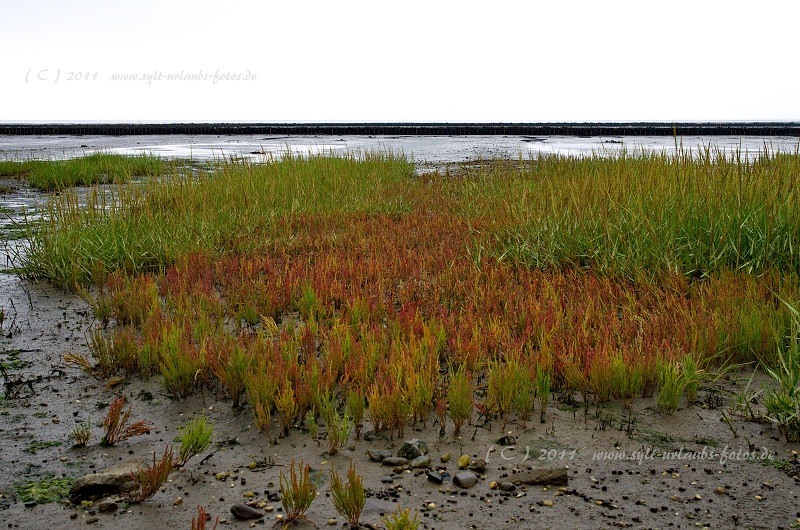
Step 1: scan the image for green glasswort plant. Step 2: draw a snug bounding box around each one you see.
[381,504,420,530]
[274,379,298,437]
[536,369,551,424]
[656,359,684,415]
[680,354,702,406]
[512,363,535,429]
[447,364,472,436]
[177,414,213,466]
[486,357,517,431]
[322,396,352,455]
[330,460,365,528]
[277,459,318,529]
[345,387,366,440]
[70,418,91,447]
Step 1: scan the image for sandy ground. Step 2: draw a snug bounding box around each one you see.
[1,275,799,530]
[2,150,800,529]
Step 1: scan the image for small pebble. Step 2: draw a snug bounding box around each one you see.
[327,518,337,525]
[541,500,554,507]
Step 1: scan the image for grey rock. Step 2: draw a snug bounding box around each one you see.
[69,459,147,499]
[381,477,394,484]
[468,458,487,474]
[427,472,443,484]
[496,435,516,446]
[363,430,391,442]
[367,449,393,463]
[410,455,431,468]
[231,503,264,520]
[498,482,516,492]
[382,456,409,467]
[97,499,118,513]
[511,468,569,487]
[453,471,478,489]
[397,439,428,460]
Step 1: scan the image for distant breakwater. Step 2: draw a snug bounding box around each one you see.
[2,122,799,137]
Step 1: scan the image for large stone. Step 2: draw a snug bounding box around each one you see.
[381,457,409,467]
[96,499,118,513]
[468,458,486,473]
[410,455,431,468]
[511,468,569,487]
[231,504,264,520]
[69,459,147,499]
[453,471,478,489]
[397,439,429,460]
[367,449,393,463]
[427,471,444,484]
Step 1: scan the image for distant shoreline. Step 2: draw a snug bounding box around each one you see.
[1,122,799,137]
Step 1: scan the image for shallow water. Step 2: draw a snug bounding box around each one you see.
[1,134,798,163]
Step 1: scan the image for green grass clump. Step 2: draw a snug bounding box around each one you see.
[0,160,36,177]
[473,148,800,278]
[24,153,163,191]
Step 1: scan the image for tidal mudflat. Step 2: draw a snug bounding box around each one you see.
[1,147,800,529]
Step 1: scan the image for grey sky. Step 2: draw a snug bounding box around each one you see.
[1,0,797,122]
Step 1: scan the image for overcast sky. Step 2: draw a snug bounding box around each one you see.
[1,0,798,123]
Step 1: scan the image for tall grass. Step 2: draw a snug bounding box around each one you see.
[19,151,413,288]
[22,153,164,191]
[459,147,800,278]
